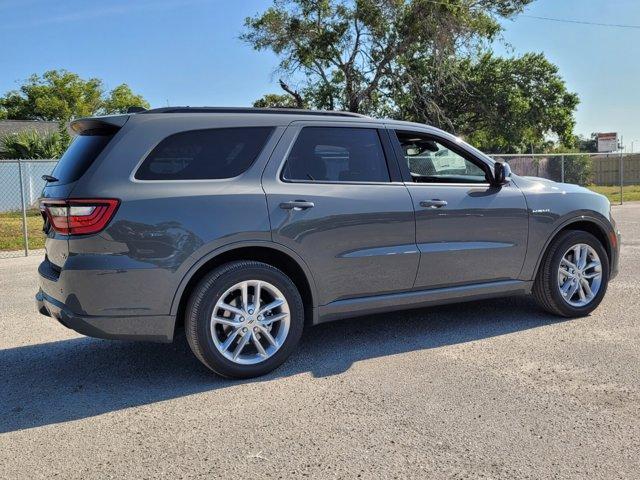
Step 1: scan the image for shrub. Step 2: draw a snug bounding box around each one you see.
[547,154,593,185]
[0,128,69,159]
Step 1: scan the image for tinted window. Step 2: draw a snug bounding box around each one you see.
[395,131,487,184]
[51,133,114,185]
[136,127,274,180]
[283,127,390,183]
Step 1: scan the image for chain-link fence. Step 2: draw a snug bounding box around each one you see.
[0,154,638,259]
[0,159,57,259]
[491,152,639,205]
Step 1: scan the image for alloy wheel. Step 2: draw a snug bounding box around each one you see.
[210,280,290,365]
[557,243,603,308]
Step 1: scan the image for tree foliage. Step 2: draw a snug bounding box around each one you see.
[242,0,532,113]
[398,53,579,153]
[101,84,150,115]
[0,129,68,159]
[0,70,149,121]
[243,0,580,152]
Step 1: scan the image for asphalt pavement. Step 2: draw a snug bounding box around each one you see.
[1,203,639,479]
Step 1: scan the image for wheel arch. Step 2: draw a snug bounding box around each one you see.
[171,241,318,330]
[533,216,613,280]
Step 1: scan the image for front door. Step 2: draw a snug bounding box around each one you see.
[389,128,529,290]
[262,122,419,306]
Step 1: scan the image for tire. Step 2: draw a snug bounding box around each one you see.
[533,230,609,317]
[185,261,304,378]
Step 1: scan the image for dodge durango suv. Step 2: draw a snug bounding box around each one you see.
[36,107,620,378]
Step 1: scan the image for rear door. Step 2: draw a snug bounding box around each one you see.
[262,122,419,306]
[389,127,529,289]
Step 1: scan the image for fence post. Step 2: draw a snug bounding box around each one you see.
[17,159,29,256]
[619,152,624,205]
[561,155,565,183]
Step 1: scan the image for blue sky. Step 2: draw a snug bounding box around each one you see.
[1,0,639,149]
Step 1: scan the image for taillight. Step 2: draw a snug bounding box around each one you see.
[41,199,119,235]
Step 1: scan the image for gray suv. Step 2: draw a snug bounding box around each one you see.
[36,107,620,378]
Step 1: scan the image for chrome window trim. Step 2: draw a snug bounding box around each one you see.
[403,182,492,188]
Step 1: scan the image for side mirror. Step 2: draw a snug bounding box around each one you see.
[491,161,511,186]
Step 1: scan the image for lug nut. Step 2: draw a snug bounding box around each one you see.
[242,327,247,333]
[248,309,254,315]
[258,315,263,321]
[240,317,244,322]
[253,327,258,332]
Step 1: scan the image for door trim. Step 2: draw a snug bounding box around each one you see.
[316,279,532,324]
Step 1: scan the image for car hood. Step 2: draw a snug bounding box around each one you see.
[511,174,611,221]
[515,175,597,195]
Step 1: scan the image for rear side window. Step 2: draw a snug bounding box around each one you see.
[51,133,114,185]
[135,127,274,180]
[282,127,390,183]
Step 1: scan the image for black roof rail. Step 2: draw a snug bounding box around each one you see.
[126,106,147,113]
[138,106,368,118]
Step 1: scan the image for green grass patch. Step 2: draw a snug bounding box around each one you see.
[0,209,45,251]
[587,185,640,203]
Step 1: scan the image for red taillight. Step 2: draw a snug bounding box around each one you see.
[41,199,119,235]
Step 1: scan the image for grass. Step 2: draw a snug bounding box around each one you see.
[587,185,640,203]
[0,209,45,252]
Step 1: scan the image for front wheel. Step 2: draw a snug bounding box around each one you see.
[533,230,610,317]
[185,261,304,378]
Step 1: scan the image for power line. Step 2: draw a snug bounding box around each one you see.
[419,0,640,30]
[521,14,640,29]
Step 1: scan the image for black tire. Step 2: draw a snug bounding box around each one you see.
[533,230,609,317]
[185,261,304,378]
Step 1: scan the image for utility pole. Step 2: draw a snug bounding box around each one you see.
[619,136,624,205]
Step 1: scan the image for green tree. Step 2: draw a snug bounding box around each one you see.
[0,70,103,121]
[0,129,68,159]
[397,53,579,153]
[243,1,580,152]
[242,0,532,114]
[253,81,309,108]
[0,69,149,121]
[545,150,593,185]
[102,84,150,114]
[574,133,597,153]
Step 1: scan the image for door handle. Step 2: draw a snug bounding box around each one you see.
[279,200,315,210]
[420,199,448,209]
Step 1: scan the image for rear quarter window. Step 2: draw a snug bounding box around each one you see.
[51,133,114,185]
[135,127,274,180]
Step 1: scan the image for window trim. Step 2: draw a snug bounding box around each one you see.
[390,129,493,187]
[279,126,395,185]
[132,126,276,182]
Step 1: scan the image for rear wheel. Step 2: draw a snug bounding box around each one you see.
[185,261,304,378]
[533,230,609,317]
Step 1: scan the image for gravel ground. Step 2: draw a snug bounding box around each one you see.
[1,204,639,479]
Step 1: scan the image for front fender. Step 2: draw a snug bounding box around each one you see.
[512,175,618,281]
[524,212,619,281]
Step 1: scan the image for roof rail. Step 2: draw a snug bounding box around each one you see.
[138,106,368,118]
[126,106,147,113]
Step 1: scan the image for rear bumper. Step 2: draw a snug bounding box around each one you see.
[36,289,175,343]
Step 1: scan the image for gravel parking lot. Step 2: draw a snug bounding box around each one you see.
[1,204,639,479]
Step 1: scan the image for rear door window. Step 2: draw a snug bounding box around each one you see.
[282,127,390,183]
[51,133,114,185]
[135,127,274,180]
